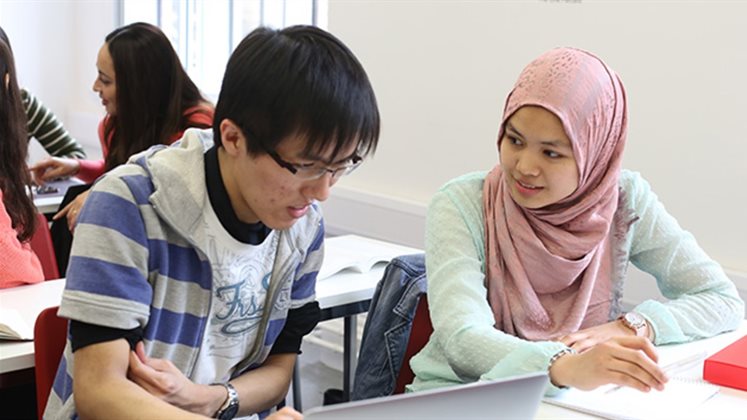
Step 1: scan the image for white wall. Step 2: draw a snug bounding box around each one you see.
[0,0,116,160]
[325,1,747,279]
[2,1,744,298]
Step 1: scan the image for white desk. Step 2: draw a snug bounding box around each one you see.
[0,279,65,374]
[33,196,64,216]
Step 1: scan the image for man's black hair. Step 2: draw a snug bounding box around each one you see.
[213,25,380,160]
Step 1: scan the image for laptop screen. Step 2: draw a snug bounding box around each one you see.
[304,371,548,420]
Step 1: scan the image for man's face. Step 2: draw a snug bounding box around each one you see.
[219,121,358,230]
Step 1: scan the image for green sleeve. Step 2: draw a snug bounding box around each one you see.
[22,89,87,159]
[624,170,744,344]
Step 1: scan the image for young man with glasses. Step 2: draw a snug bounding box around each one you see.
[46,25,379,420]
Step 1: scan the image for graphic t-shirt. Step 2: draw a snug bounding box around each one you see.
[191,200,279,385]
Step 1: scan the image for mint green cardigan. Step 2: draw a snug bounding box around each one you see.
[409,170,744,395]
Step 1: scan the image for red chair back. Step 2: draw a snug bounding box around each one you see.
[393,295,433,394]
[29,213,60,280]
[33,306,68,419]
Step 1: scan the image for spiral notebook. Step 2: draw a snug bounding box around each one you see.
[543,351,719,420]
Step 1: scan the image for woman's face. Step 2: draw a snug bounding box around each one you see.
[92,43,116,115]
[499,106,579,209]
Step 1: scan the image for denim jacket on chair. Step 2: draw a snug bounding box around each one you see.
[351,253,426,400]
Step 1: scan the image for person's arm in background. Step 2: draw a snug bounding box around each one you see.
[30,117,106,185]
[22,89,86,159]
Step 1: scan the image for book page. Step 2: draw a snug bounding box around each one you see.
[318,235,419,280]
[0,307,33,340]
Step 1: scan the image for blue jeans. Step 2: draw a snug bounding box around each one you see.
[352,253,426,400]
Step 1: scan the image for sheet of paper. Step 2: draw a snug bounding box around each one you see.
[544,351,720,420]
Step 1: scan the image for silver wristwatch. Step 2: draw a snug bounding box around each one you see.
[214,382,239,420]
[619,312,647,337]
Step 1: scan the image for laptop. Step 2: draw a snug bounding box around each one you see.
[304,372,548,420]
[33,177,85,199]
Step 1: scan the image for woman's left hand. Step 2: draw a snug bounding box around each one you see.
[53,190,90,231]
[558,320,646,353]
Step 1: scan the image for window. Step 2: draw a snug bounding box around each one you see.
[121,0,323,99]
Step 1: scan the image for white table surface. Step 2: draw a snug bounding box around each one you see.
[33,195,65,216]
[0,279,65,374]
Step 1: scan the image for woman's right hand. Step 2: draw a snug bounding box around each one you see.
[30,157,80,184]
[548,336,668,392]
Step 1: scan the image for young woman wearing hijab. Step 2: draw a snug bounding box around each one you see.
[29,22,213,275]
[408,47,744,395]
[0,37,44,288]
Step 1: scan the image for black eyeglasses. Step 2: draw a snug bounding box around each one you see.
[266,149,363,181]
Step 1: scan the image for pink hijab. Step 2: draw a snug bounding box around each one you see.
[483,48,628,340]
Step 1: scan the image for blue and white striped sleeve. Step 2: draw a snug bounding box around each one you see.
[59,168,153,331]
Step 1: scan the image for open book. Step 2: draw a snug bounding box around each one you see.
[0,308,34,340]
[543,352,719,420]
[0,279,65,341]
[318,235,420,280]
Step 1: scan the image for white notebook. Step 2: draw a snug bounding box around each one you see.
[543,352,719,420]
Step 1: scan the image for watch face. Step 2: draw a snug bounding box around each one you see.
[625,312,645,327]
[219,404,239,420]
[217,383,239,420]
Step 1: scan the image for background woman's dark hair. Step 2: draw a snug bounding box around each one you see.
[213,25,380,160]
[0,26,12,51]
[0,36,36,242]
[103,22,210,171]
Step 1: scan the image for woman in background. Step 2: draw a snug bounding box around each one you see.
[31,22,213,227]
[0,36,44,288]
[409,47,743,395]
[30,22,213,275]
[0,26,86,159]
